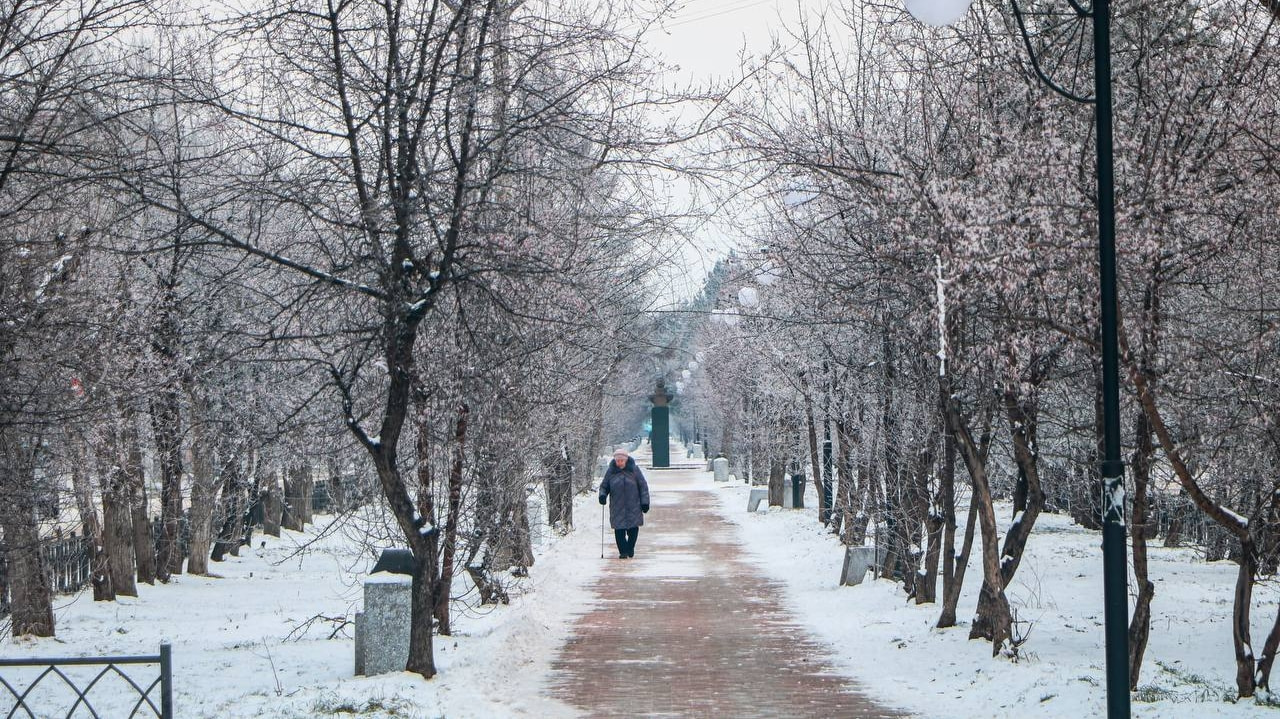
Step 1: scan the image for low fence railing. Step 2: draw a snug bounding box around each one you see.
[0,643,172,718]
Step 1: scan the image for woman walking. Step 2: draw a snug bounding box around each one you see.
[599,447,650,558]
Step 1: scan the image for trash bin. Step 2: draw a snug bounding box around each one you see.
[371,548,415,575]
[790,474,805,509]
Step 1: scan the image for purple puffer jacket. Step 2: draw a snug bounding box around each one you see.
[599,457,650,529]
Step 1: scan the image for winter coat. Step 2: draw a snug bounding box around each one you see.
[599,457,650,530]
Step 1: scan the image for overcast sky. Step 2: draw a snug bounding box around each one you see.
[644,0,836,84]
[636,1,841,305]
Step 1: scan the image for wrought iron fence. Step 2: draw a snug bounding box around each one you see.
[0,536,94,621]
[1,484,348,619]
[0,643,172,718]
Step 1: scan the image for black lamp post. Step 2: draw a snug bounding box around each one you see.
[906,1,1129,716]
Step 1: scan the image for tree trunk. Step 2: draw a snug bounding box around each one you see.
[1232,545,1258,698]
[400,411,439,676]
[944,391,1010,653]
[996,389,1046,584]
[185,400,219,576]
[0,435,55,637]
[1123,318,1256,695]
[211,454,246,562]
[510,471,535,571]
[122,409,156,585]
[282,464,305,532]
[850,419,874,547]
[1255,601,1280,693]
[801,375,826,523]
[767,454,785,507]
[918,509,943,605]
[100,452,137,597]
[150,388,184,579]
[262,471,282,538]
[833,415,855,543]
[70,455,113,601]
[720,403,735,479]
[300,463,314,526]
[546,442,573,528]
[433,404,468,637]
[408,546,439,678]
[939,490,978,629]
[1128,408,1156,689]
[936,423,958,619]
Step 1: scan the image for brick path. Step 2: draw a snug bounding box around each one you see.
[547,462,906,718]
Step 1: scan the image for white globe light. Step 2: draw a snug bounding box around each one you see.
[737,286,759,308]
[905,0,972,26]
[681,369,691,379]
[783,188,818,206]
[755,262,781,286]
[723,309,740,327]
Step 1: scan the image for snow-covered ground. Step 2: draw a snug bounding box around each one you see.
[0,496,604,719]
[2,464,1276,718]
[710,479,1279,719]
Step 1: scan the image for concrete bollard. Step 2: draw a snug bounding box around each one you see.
[712,456,729,482]
[838,545,889,586]
[354,573,412,675]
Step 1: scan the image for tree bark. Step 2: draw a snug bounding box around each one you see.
[767,453,785,507]
[1255,601,1280,693]
[300,463,314,526]
[118,408,156,586]
[282,464,305,532]
[211,454,247,562]
[185,397,220,575]
[0,435,54,637]
[546,442,573,528]
[100,442,137,596]
[1122,320,1256,695]
[919,508,943,605]
[801,374,826,523]
[936,418,958,614]
[149,388,184,579]
[833,414,855,543]
[70,453,113,601]
[262,471,282,538]
[850,414,874,547]
[995,386,1046,585]
[943,388,1010,653]
[433,404,468,636]
[1128,408,1155,690]
[1232,546,1258,697]
[939,490,978,629]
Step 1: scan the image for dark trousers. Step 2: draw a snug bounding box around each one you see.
[614,527,639,557]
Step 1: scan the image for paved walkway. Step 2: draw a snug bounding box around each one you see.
[547,452,905,718]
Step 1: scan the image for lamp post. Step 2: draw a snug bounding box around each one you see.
[905,1,1128,717]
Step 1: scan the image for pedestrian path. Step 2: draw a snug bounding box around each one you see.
[547,446,905,718]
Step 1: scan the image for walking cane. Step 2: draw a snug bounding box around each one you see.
[600,500,605,559]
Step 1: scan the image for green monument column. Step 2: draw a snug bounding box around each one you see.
[650,381,671,468]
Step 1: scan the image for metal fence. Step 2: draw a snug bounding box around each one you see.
[0,536,95,621]
[1,483,346,618]
[0,643,172,718]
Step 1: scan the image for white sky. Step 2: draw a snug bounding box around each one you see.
[644,0,837,85]
[633,1,843,307]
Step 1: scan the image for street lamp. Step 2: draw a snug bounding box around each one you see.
[904,1,1129,717]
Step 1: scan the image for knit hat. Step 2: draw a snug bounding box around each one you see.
[612,447,630,457]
